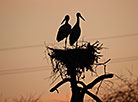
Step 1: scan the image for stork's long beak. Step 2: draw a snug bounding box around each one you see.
[80,15,85,21]
[61,18,66,24]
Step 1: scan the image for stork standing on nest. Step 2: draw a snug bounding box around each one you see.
[56,15,71,49]
[69,12,85,47]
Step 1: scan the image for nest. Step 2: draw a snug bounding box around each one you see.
[47,41,108,80]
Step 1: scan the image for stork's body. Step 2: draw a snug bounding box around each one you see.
[69,13,85,46]
[56,15,71,48]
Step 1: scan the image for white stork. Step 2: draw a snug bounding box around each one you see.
[56,15,71,49]
[69,12,85,46]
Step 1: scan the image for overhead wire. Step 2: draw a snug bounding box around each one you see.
[110,56,138,64]
[0,44,43,51]
[0,56,138,76]
[0,33,137,51]
[0,33,137,75]
[87,33,138,41]
[0,65,51,76]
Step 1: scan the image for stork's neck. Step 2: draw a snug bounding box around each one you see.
[65,20,69,24]
[76,16,80,25]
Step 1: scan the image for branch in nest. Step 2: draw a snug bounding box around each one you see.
[94,58,111,73]
[94,59,111,66]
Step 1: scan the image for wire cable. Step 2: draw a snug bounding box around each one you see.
[0,65,51,76]
[0,56,138,76]
[0,33,137,51]
[87,33,138,41]
[110,56,138,64]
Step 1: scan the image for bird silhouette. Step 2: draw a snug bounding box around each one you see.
[69,12,85,46]
[56,15,71,49]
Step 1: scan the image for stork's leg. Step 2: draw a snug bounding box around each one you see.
[76,41,78,48]
[65,38,67,49]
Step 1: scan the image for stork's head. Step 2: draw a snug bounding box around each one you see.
[76,12,85,21]
[61,15,70,24]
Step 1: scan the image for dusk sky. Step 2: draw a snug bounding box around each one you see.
[0,0,138,101]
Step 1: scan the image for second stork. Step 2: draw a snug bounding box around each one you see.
[69,12,85,46]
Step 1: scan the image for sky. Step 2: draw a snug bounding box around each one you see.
[0,0,138,101]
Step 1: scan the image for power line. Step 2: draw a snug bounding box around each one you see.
[110,56,138,64]
[0,65,50,72]
[0,42,63,52]
[87,33,138,41]
[0,65,51,76]
[0,56,138,76]
[0,44,44,51]
[0,33,138,52]
[0,68,47,76]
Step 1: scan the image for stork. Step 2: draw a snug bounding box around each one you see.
[69,12,85,46]
[56,15,71,49]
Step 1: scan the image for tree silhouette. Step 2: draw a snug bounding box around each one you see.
[46,41,114,102]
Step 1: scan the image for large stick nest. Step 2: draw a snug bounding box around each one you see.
[47,41,108,79]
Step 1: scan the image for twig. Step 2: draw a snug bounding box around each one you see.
[96,80,103,95]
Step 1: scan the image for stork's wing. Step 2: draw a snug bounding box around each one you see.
[57,24,71,42]
[69,26,81,46]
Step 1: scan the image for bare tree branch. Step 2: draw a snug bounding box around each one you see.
[86,74,114,89]
[50,78,70,92]
[86,90,102,102]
